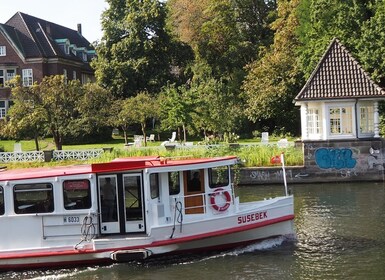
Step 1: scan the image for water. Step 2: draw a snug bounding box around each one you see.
[2,182,385,280]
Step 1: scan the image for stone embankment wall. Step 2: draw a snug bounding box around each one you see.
[238,139,385,185]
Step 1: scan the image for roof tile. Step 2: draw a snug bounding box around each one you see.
[295,38,385,101]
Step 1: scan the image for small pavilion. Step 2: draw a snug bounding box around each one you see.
[295,38,385,141]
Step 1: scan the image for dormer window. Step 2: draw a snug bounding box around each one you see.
[0,46,5,56]
[55,39,70,55]
[70,44,77,56]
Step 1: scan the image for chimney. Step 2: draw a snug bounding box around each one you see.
[77,23,82,35]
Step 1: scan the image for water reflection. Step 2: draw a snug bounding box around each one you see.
[2,182,385,280]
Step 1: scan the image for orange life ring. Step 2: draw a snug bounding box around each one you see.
[210,188,231,212]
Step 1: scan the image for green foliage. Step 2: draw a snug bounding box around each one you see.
[2,76,113,150]
[242,0,302,135]
[356,0,385,85]
[93,0,193,98]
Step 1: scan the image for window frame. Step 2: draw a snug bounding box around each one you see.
[63,179,91,210]
[359,103,374,135]
[0,186,4,215]
[209,166,230,189]
[0,46,6,56]
[168,171,180,195]
[327,104,355,138]
[22,69,33,86]
[13,183,54,214]
[150,173,160,199]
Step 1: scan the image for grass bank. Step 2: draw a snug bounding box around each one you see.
[0,138,303,169]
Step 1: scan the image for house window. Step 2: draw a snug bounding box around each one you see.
[359,105,374,134]
[0,46,5,56]
[22,69,33,86]
[0,70,3,87]
[73,70,77,80]
[307,108,320,135]
[0,101,6,119]
[329,106,353,135]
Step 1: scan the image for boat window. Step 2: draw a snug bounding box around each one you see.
[0,186,4,215]
[63,179,91,210]
[169,171,180,195]
[14,183,54,214]
[209,166,230,189]
[150,173,159,199]
[186,169,202,192]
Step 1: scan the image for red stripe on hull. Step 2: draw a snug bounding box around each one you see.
[0,215,294,270]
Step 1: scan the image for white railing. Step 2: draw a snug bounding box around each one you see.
[53,149,104,161]
[0,149,104,163]
[0,151,44,162]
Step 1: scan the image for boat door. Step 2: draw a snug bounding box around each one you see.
[184,169,205,214]
[99,175,120,234]
[123,173,145,233]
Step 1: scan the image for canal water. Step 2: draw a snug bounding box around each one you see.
[2,182,385,280]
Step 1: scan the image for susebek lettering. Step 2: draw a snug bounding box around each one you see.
[237,211,268,224]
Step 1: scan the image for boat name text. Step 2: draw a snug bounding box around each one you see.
[237,211,267,224]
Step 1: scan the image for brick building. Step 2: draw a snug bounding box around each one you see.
[0,12,96,118]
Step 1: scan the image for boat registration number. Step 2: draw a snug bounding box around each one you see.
[63,216,81,224]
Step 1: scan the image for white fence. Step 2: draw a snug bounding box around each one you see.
[0,149,104,163]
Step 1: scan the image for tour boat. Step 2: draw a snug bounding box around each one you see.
[0,155,294,270]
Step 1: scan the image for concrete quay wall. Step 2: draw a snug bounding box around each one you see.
[238,138,385,185]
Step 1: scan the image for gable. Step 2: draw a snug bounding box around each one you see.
[295,38,385,101]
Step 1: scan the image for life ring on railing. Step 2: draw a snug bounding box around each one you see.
[210,188,231,212]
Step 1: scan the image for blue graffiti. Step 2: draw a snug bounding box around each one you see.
[315,148,357,169]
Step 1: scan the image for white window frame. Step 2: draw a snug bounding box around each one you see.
[0,101,6,119]
[0,68,16,88]
[307,108,321,137]
[358,102,374,136]
[327,104,355,138]
[73,70,77,80]
[0,46,6,56]
[22,69,33,86]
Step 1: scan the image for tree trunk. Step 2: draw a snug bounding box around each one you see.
[122,125,128,144]
[141,122,147,146]
[182,123,187,143]
[34,133,40,151]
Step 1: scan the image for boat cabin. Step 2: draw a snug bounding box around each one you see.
[0,156,236,249]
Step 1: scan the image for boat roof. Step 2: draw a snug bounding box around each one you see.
[0,156,238,182]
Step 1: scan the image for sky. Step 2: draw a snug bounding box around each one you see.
[0,0,109,43]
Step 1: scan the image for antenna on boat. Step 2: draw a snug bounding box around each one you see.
[280,153,288,196]
[270,152,289,196]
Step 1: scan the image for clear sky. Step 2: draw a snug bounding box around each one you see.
[0,0,109,43]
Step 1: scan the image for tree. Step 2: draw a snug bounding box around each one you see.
[159,84,194,142]
[1,76,46,151]
[3,75,112,150]
[35,76,83,150]
[93,0,193,98]
[120,92,158,146]
[356,1,385,86]
[242,0,303,135]
[189,78,243,138]
[296,0,372,78]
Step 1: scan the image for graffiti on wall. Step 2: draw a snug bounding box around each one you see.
[249,169,293,182]
[315,148,357,169]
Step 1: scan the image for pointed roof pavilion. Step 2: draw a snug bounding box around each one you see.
[295,38,385,102]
